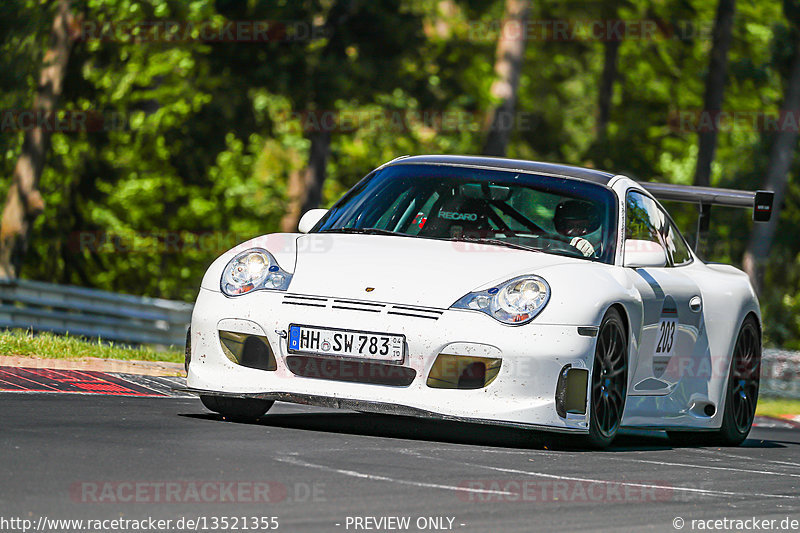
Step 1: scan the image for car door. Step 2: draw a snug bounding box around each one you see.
[624,190,703,395]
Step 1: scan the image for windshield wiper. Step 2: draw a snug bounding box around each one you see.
[448,236,542,253]
[320,229,544,253]
[319,227,405,237]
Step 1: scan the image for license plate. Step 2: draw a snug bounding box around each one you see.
[287,324,405,363]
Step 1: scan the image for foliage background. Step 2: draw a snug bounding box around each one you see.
[2,0,799,347]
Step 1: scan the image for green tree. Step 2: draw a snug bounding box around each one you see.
[0,0,78,278]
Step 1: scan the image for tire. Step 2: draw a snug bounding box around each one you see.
[184,327,191,373]
[667,316,760,447]
[585,308,628,449]
[200,394,273,422]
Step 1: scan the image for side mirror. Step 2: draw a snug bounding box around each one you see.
[298,209,328,234]
[623,239,667,268]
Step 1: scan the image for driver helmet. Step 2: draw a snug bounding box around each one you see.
[553,199,601,237]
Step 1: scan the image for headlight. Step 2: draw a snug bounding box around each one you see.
[451,275,550,325]
[220,248,292,296]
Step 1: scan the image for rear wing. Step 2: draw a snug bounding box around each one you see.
[638,182,774,253]
[640,182,774,222]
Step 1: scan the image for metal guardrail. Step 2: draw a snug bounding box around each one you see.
[761,349,800,399]
[0,278,192,347]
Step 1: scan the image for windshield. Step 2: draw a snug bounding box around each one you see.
[315,163,618,263]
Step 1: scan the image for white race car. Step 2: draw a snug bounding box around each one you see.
[183,155,774,448]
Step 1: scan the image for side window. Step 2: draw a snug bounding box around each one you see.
[625,190,692,267]
[625,191,665,245]
[663,220,692,266]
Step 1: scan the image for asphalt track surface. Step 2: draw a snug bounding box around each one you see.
[4,392,800,533]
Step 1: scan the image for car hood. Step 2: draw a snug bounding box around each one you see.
[287,233,576,308]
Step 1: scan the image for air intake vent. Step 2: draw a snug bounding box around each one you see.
[426,354,501,389]
[282,295,327,308]
[286,355,416,387]
[332,299,385,313]
[281,295,443,320]
[218,330,277,371]
[555,365,588,417]
[387,305,443,320]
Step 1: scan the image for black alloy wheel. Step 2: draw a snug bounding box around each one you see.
[587,308,628,448]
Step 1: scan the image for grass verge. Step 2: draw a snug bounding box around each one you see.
[756,397,800,419]
[0,329,183,363]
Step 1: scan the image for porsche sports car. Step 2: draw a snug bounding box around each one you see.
[183,155,774,448]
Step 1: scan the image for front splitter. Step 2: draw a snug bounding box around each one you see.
[176,387,589,435]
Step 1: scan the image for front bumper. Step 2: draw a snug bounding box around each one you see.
[187,288,598,433]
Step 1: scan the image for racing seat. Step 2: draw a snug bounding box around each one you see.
[420,193,493,238]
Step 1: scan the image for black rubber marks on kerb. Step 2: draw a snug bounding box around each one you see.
[0,366,188,397]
